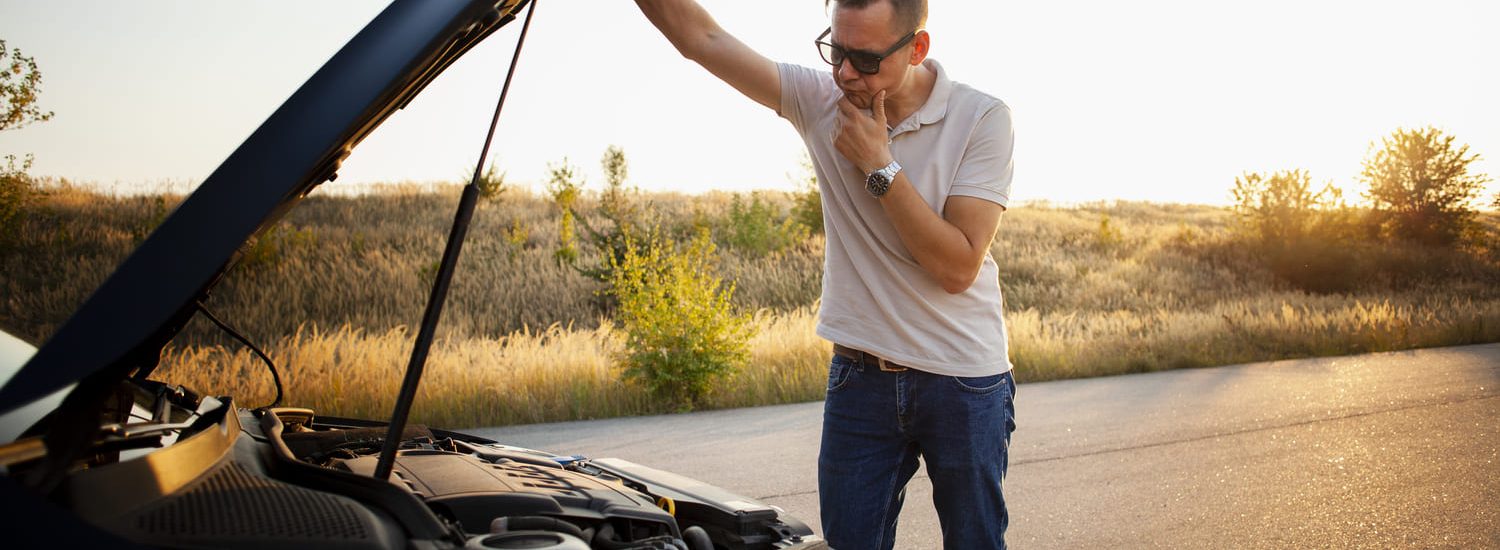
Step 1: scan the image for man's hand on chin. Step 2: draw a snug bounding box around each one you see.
[834,89,894,175]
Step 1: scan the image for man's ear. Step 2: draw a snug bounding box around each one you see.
[910,30,930,65]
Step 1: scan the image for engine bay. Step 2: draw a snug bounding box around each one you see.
[6,381,821,549]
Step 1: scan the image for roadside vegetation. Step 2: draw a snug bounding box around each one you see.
[2,133,1498,428]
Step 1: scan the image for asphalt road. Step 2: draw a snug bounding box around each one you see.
[470,344,1500,549]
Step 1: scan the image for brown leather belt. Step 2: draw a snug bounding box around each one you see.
[833,344,910,372]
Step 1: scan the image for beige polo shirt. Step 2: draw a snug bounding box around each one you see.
[777,59,1015,377]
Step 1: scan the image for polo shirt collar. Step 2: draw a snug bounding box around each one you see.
[890,58,953,137]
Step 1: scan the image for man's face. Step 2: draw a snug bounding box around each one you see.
[828,2,917,110]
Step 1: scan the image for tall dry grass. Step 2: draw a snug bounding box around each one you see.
[5,183,1500,427]
[148,291,1500,429]
[0,182,821,346]
[154,307,830,428]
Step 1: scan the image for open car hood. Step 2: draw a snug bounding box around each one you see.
[0,0,530,415]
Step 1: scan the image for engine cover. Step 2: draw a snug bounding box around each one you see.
[337,450,676,536]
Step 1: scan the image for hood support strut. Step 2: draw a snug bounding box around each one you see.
[373,0,539,482]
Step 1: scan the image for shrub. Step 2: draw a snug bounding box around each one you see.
[789,154,822,235]
[501,219,529,261]
[547,159,581,265]
[238,222,316,270]
[1093,214,1123,252]
[721,192,807,257]
[1360,126,1491,246]
[600,145,634,221]
[547,147,650,283]
[609,229,754,410]
[1228,169,1362,293]
[0,154,34,246]
[579,145,647,282]
[129,195,169,244]
[1230,169,1337,245]
[474,162,507,202]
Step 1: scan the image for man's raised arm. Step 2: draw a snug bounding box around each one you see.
[634,0,781,111]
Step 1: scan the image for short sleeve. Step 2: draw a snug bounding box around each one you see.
[777,62,836,137]
[949,103,1015,208]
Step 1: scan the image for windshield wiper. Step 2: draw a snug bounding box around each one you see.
[372,0,540,482]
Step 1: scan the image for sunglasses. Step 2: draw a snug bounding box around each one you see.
[815,27,917,75]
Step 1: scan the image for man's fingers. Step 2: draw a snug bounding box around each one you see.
[837,96,856,116]
[873,90,887,125]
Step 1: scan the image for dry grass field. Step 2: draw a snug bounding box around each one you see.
[4,182,1498,428]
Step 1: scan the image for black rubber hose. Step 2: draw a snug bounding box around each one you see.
[591,522,686,549]
[489,516,586,539]
[195,301,283,409]
[682,526,713,550]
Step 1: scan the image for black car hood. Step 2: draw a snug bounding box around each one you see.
[0,0,531,415]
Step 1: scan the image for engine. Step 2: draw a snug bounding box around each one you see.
[276,417,820,550]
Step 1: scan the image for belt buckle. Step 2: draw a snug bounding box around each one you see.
[877,357,907,372]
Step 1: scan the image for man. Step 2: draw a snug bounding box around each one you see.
[633,1,1016,548]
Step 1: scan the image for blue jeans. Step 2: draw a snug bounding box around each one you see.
[818,354,1017,549]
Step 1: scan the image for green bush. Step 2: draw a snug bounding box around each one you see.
[237,222,316,271]
[547,147,651,283]
[129,195,169,244]
[609,229,754,410]
[1230,169,1337,245]
[501,218,529,261]
[721,192,807,257]
[1093,214,1124,252]
[1227,169,1366,292]
[579,145,647,282]
[789,155,822,235]
[547,159,581,266]
[0,154,34,246]
[474,162,507,202]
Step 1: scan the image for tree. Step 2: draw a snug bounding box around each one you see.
[1360,127,1491,245]
[1,39,55,244]
[1,39,54,132]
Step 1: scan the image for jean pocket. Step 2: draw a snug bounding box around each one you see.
[949,373,1006,395]
[827,355,857,393]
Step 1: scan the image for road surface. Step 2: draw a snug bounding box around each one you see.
[470,343,1500,549]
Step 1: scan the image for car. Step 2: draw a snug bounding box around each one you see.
[0,1,825,548]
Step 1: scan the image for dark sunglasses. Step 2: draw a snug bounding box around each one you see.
[815,27,917,75]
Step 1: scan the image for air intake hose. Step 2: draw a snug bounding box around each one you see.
[489,516,586,540]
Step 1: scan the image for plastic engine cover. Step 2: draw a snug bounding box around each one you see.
[337,450,676,536]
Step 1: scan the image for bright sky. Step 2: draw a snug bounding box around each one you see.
[1,0,1496,206]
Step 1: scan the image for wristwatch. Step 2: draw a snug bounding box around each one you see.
[865,160,901,198]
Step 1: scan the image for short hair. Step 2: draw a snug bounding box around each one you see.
[827,0,928,35]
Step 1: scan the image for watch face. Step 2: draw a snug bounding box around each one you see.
[866,172,891,197]
[865,160,899,198]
